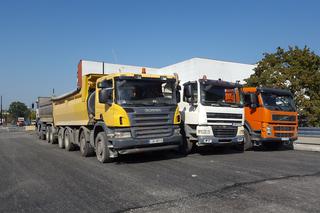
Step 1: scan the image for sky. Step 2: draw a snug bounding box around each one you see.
[0,0,319,109]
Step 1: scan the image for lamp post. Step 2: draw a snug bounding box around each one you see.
[0,95,2,126]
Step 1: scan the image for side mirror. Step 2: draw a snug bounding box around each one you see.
[176,91,181,103]
[250,93,258,109]
[184,85,192,98]
[99,89,112,105]
[97,80,108,88]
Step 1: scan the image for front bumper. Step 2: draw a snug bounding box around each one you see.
[197,135,244,146]
[258,137,298,143]
[110,133,182,154]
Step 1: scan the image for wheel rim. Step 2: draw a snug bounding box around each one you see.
[59,135,63,147]
[80,135,85,153]
[46,130,49,140]
[96,139,103,160]
[65,133,69,147]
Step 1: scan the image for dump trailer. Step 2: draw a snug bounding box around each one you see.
[45,61,182,163]
[242,87,298,149]
[36,97,53,140]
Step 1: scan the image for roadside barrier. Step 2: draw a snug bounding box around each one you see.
[298,127,320,138]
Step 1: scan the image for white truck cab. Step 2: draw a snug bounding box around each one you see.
[179,77,245,152]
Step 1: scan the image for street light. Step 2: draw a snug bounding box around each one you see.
[0,95,2,126]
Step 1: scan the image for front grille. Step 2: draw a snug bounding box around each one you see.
[132,113,170,126]
[207,113,242,124]
[275,132,294,137]
[132,126,173,139]
[212,126,237,138]
[274,126,295,131]
[207,113,242,119]
[272,114,296,122]
[207,120,242,124]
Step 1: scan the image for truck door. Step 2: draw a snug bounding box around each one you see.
[244,92,261,132]
[181,82,198,125]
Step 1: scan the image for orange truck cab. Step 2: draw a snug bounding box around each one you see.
[242,87,298,149]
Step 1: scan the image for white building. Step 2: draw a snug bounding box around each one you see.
[78,57,256,84]
[154,57,256,84]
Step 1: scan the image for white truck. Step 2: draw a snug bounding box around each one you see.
[154,58,252,152]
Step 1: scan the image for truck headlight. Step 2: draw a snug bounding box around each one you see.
[266,126,272,136]
[237,126,244,135]
[114,131,131,138]
[197,126,213,136]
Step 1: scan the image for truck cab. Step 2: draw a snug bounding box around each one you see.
[180,77,245,152]
[91,72,182,162]
[242,87,298,149]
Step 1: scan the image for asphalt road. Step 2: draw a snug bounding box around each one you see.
[0,132,320,213]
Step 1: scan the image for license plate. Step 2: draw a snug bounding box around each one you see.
[149,138,164,144]
[232,123,242,127]
[281,137,289,141]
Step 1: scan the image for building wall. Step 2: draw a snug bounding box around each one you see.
[153,57,256,84]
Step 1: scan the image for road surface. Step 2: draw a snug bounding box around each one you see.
[0,131,319,213]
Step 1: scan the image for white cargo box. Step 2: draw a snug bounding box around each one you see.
[77,60,158,88]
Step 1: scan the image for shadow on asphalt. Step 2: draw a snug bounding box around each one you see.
[114,150,185,164]
[196,146,244,156]
[114,146,246,164]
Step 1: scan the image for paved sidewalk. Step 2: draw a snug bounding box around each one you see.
[295,137,320,152]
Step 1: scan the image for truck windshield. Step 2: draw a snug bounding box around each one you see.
[200,83,243,107]
[261,93,296,112]
[116,78,177,106]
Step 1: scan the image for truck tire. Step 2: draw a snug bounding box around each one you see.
[46,126,51,143]
[50,126,57,144]
[234,142,245,152]
[80,131,94,157]
[58,128,65,149]
[244,129,253,151]
[95,132,112,163]
[179,137,194,155]
[283,141,294,150]
[37,125,42,139]
[40,126,46,140]
[64,129,75,151]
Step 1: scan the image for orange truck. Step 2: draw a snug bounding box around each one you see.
[242,87,298,150]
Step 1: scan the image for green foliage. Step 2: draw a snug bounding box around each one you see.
[8,101,30,121]
[30,110,36,120]
[245,46,320,127]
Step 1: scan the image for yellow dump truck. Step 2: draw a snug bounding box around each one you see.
[45,61,182,163]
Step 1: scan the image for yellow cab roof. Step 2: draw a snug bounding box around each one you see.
[95,72,176,82]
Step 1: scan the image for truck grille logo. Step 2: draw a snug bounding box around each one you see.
[145,109,162,113]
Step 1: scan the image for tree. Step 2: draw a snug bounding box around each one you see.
[245,46,320,127]
[8,101,30,121]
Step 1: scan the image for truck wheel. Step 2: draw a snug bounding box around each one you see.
[283,141,294,150]
[64,129,75,151]
[58,128,65,149]
[95,132,112,163]
[46,127,51,143]
[234,142,245,152]
[50,126,57,144]
[40,126,46,140]
[80,131,94,157]
[37,125,42,139]
[244,129,253,151]
[179,137,194,155]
